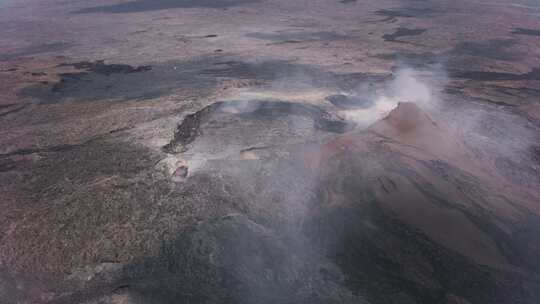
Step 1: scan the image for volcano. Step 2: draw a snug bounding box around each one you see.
[5,100,536,304]
[302,102,540,303]
[2,0,540,302]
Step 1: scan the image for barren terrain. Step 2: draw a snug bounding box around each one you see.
[1,0,540,303]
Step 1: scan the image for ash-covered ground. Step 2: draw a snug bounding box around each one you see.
[1,0,540,303]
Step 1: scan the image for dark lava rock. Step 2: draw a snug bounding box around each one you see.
[246,31,348,43]
[449,39,518,61]
[325,94,373,109]
[450,67,540,81]
[60,60,152,76]
[163,103,214,153]
[375,7,438,19]
[21,59,213,103]
[0,104,27,118]
[74,0,260,14]
[531,146,540,163]
[382,28,426,42]
[43,61,153,98]
[373,52,440,67]
[22,59,383,104]
[512,28,540,37]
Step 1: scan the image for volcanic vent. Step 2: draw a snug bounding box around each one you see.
[163,99,354,155]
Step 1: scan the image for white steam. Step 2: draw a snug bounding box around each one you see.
[341,67,443,127]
